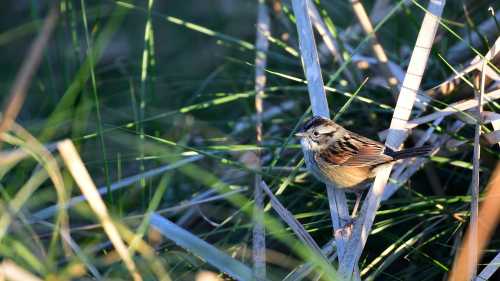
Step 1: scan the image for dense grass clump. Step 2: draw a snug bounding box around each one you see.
[0,1,499,280]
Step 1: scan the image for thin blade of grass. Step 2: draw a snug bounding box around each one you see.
[447,9,500,63]
[138,0,155,192]
[283,239,336,281]
[307,0,341,62]
[79,89,261,141]
[57,139,142,281]
[59,227,103,280]
[0,236,46,275]
[449,162,500,281]
[333,77,369,122]
[0,168,48,242]
[114,1,254,51]
[80,0,112,202]
[364,217,447,280]
[0,19,42,47]
[149,213,254,281]
[407,88,500,129]
[0,147,33,167]
[307,0,356,84]
[39,6,127,141]
[260,181,326,260]
[325,0,407,88]
[0,4,59,137]
[448,54,486,281]
[471,54,486,279]
[428,36,500,96]
[128,172,171,256]
[348,0,399,89]
[7,123,71,258]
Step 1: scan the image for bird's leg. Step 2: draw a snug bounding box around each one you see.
[334,191,362,238]
[335,190,364,237]
[351,190,363,218]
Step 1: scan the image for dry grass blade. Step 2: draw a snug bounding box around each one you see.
[57,139,143,281]
[290,0,350,264]
[259,181,326,259]
[253,0,270,279]
[307,0,340,62]
[339,0,446,278]
[428,36,500,97]
[342,0,410,40]
[7,123,71,255]
[307,0,354,84]
[0,147,31,166]
[449,54,487,281]
[469,58,485,279]
[150,213,254,280]
[349,0,398,88]
[0,168,48,242]
[483,111,500,146]
[449,162,500,281]
[0,4,59,137]
[0,260,43,281]
[407,88,500,129]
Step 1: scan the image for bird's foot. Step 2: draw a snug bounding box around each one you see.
[334,217,355,238]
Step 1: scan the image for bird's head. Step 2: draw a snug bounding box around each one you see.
[295,116,344,151]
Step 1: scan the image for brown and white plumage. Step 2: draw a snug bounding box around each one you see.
[296,116,432,189]
[296,116,432,217]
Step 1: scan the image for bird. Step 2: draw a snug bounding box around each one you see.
[295,116,432,217]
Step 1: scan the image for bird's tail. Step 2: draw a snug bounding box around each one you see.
[386,145,433,160]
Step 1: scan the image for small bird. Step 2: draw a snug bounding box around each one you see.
[295,116,432,217]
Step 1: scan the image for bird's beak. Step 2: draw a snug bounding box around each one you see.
[295,132,307,137]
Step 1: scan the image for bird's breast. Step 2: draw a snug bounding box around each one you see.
[316,160,371,188]
[302,143,372,188]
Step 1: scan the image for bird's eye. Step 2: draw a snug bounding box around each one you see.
[312,131,319,137]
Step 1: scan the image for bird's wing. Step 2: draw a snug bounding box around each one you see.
[316,132,393,167]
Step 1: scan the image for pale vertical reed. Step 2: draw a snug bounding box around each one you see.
[253,0,270,279]
[339,0,446,278]
[138,0,156,190]
[291,0,350,267]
